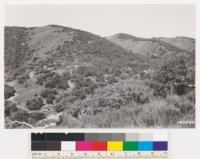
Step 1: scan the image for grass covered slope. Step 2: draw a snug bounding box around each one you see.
[4,25,195,128]
[156,36,195,53]
[107,33,194,57]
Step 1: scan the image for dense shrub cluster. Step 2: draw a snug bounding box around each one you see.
[151,53,195,97]
[17,73,29,84]
[26,96,44,110]
[37,71,69,90]
[5,100,18,116]
[5,84,16,99]
[40,89,57,104]
[58,79,153,119]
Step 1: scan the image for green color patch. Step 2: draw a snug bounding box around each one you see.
[123,142,138,151]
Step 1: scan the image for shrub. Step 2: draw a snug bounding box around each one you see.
[40,89,57,98]
[54,103,65,113]
[40,89,56,104]
[106,75,118,84]
[136,100,182,127]
[113,68,122,77]
[63,71,71,80]
[71,88,87,100]
[166,93,195,115]
[29,112,46,122]
[5,84,16,99]
[76,66,88,76]
[17,74,29,84]
[152,54,195,97]
[26,97,44,110]
[5,100,18,116]
[10,109,30,122]
[45,73,69,89]
[36,70,53,85]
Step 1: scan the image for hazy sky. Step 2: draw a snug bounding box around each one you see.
[5,4,195,38]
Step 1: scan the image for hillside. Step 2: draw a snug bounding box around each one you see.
[155,36,195,53]
[4,25,195,128]
[106,33,194,57]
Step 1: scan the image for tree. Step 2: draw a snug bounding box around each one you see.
[152,54,194,96]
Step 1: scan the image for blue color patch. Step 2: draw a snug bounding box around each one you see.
[138,141,153,151]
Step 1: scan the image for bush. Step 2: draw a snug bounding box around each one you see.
[5,100,18,116]
[135,100,182,127]
[106,75,118,84]
[36,70,53,85]
[26,97,44,110]
[113,68,122,77]
[5,84,16,99]
[166,93,195,115]
[45,73,69,89]
[17,74,29,84]
[63,71,71,80]
[41,88,57,104]
[71,88,87,100]
[10,109,30,122]
[29,112,46,123]
[152,54,195,97]
[40,89,57,98]
[65,79,152,120]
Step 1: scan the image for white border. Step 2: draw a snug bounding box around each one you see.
[0,1,200,158]
[0,0,199,132]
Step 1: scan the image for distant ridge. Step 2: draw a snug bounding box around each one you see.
[106,33,195,56]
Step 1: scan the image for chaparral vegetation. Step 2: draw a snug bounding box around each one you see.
[4,25,195,128]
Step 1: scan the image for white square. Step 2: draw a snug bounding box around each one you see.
[61,141,76,151]
[153,133,168,141]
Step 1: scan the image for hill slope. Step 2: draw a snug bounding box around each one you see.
[155,36,195,53]
[106,33,194,57]
[4,25,195,128]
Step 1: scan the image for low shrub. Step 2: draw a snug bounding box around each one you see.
[5,84,16,99]
[17,74,29,84]
[136,100,182,127]
[41,89,57,104]
[5,100,18,116]
[10,109,30,122]
[26,97,44,110]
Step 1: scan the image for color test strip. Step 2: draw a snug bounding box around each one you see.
[107,141,123,151]
[123,142,138,151]
[138,142,153,151]
[92,142,107,151]
[139,133,153,141]
[46,142,61,151]
[32,142,47,151]
[32,133,168,142]
[32,141,168,151]
[31,133,168,152]
[125,133,139,141]
[61,142,76,151]
[153,142,168,151]
[76,141,107,151]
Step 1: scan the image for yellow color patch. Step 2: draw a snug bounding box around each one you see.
[107,141,123,151]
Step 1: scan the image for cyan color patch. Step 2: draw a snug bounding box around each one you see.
[138,142,153,151]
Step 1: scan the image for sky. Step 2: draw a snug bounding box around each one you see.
[4,4,195,38]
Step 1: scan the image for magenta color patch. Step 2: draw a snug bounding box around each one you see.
[76,141,92,151]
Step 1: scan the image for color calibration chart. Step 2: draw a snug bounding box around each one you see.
[31,133,168,159]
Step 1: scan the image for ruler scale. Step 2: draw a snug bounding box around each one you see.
[31,133,168,159]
